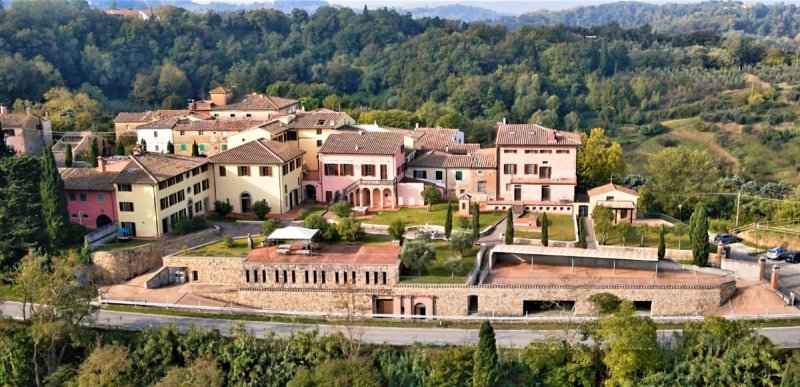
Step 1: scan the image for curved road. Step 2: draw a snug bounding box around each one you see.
[3,301,800,348]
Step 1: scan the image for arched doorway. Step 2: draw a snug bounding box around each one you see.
[304,185,317,202]
[187,199,194,219]
[361,188,371,207]
[96,214,112,228]
[240,192,252,213]
[413,303,427,317]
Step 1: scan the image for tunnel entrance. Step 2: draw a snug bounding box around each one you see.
[522,300,575,316]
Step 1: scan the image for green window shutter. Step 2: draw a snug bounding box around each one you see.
[455,171,463,181]
[180,144,187,151]
[199,144,206,152]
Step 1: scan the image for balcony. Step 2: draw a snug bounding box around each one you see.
[509,176,577,185]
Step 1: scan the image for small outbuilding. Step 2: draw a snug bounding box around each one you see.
[587,183,639,224]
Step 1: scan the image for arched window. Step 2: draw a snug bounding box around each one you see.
[240,192,252,213]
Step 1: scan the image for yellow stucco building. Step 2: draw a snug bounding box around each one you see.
[113,154,214,238]
[208,139,306,215]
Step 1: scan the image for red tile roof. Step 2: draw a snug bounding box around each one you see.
[59,167,119,191]
[288,109,352,128]
[409,148,496,169]
[587,183,639,197]
[319,132,404,155]
[112,154,208,185]
[495,124,582,146]
[210,94,298,111]
[207,139,305,165]
[174,119,269,132]
[113,110,188,123]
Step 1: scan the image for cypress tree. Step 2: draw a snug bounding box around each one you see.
[689,203,710,266]
[472,320,498,387]
[504,208,514,245]
[191,140,199,156]
[89,138,99,167]
[471,202,480,241]
[40,147,69,250]
[167,141,174,154]
[114,141,125,155]
[0,123,14,157]
[64,144,73,167]
[541,212,549,247]
[444,202,453,239]
[140,138,147,152]
[577,217,587,248]
[657,225,666,260]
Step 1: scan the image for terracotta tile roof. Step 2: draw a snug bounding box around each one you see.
[288,109,352,128]
[112,154,208,185]
[59,167,119,191]
[174,119,269,132]
[319,132,404,155]
[0,114,39,128]
[114,110,189,123]
[208,139,304,165]
[495,124,582,146]
[587,183,639,197]
[136,117,183,130]
[209,86,232,94]
[413,128,465,151]
[210,94,298,111]
[409,148,496,169]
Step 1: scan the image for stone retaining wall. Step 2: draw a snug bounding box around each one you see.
[162,255,243,285]
[91,227,220,283]
[721,257,764,281]
[199,278,736,317]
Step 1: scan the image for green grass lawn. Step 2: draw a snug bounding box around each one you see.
[298,207,326,220]
[178,236,266,257]
[514,214,575,241]
[365,202,505,229]
[400,241,479,284]
[360,233,394,245]
[95,239,153,252]
[604,225,690,250]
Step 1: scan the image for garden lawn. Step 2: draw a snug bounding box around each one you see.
[365,202,505,229]
[515,214,575,241]
[400,241,479,284]
[360,233,394,245]
[604,225,690,250]
[179,236,266,257]
[298,207,326,220]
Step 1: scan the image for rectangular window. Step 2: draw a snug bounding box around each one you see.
[119,202,134,212]
[382,272,387,285]
[524,164,538,175]
[341,164,354,176]
[503,164,516,174]
[118,184,132,192]
[275,270,280,283]
[525,149,537,154]
[97,193,105,202]
[246,113,251,118]
[413,170,427,179]
[324,164,338,176]
[477,181,486,193]
[540,166,551,179]
[153,131,158,138]
[195,201,202,213]
[260,166,272,176]
[305,271,309,283]
[245,270,250,283]
[316,128,323,134]
[343,271,348,283]
[221,144,228,151]
[180,144,187,152]
[435,171,443,180]
[352,271,356,284]
[556,150,569,154]
[455,171,463,181]
[238,166,250,176]
[179,131,185,136]
[361,164,375,177]
[503,149,517,153]
[193,183,201,194]
[541,149,552,154]
[316,139,322,147]
[292,270,296,283]
[335,272,340,283]
[68,193,76,201]
[230,114,235,117]
[365,272,370,285]
[253,269,258,283]
[198,131,204,136]
[202,179,209,190]
[282,164,288,175]
[218,166,226,176]
[321,271,326,284]
[198,144,206,152]
[120,222,136,236]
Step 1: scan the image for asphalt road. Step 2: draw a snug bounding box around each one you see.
[718,235,800,303]
[3,301,800,348]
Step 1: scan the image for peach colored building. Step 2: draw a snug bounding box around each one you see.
[315,132,407,208]
[283,109,355,171]
[208,139,305,215]
[494,123,581,209]
[586,183,639,223]
[172,119,271,157]
[113,110,188,141]
[191,87,299,120]
[406,148,497,201]
[0,110,52,155]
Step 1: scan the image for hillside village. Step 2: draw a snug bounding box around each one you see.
[0,86,781,319]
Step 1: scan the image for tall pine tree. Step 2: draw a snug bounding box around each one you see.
[541,212,549,247]
[504,208,514,245]
[166,140,174,154]
[472,321,498,387]
[689,203,710,266]
[0,156,45,268]
[114,140,125,156]
[444,202,453,239]
[64,143,73,167]
[40,147,70,250]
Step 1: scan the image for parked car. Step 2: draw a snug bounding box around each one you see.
[766,247,789,260]
[778,251,800,263]
[714,233,741,244]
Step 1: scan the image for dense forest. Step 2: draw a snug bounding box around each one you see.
[4,0,800,219]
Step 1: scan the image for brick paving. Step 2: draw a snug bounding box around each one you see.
[246,243,400,264]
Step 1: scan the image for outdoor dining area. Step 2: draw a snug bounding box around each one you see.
[264,226,320,256]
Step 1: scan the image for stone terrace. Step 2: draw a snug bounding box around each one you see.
[246,244,400,265]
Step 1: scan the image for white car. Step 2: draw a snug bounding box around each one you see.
[766,247,788,260]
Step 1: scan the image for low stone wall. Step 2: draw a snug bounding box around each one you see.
[91,227,220,284]
[597,245,699,262]
[721,258,764,281]
[162,255,243,285]
[514,238,578,248]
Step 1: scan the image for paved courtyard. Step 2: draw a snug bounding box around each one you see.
[246,243,401,265]
[101,271,242,307]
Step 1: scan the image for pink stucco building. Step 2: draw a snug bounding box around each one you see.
[493,123,582,209]
[59,158,128,229]
[315,132,410,209]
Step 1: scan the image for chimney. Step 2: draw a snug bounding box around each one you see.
[26,107,31,115]
[445,145,449,153]
[97,157,106,172]
[0,105,5,115]
[415,122,419,129]
[502,117,507,125]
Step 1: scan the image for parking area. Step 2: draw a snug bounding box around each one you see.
[724,239,800,308]
[101,270,243,307]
